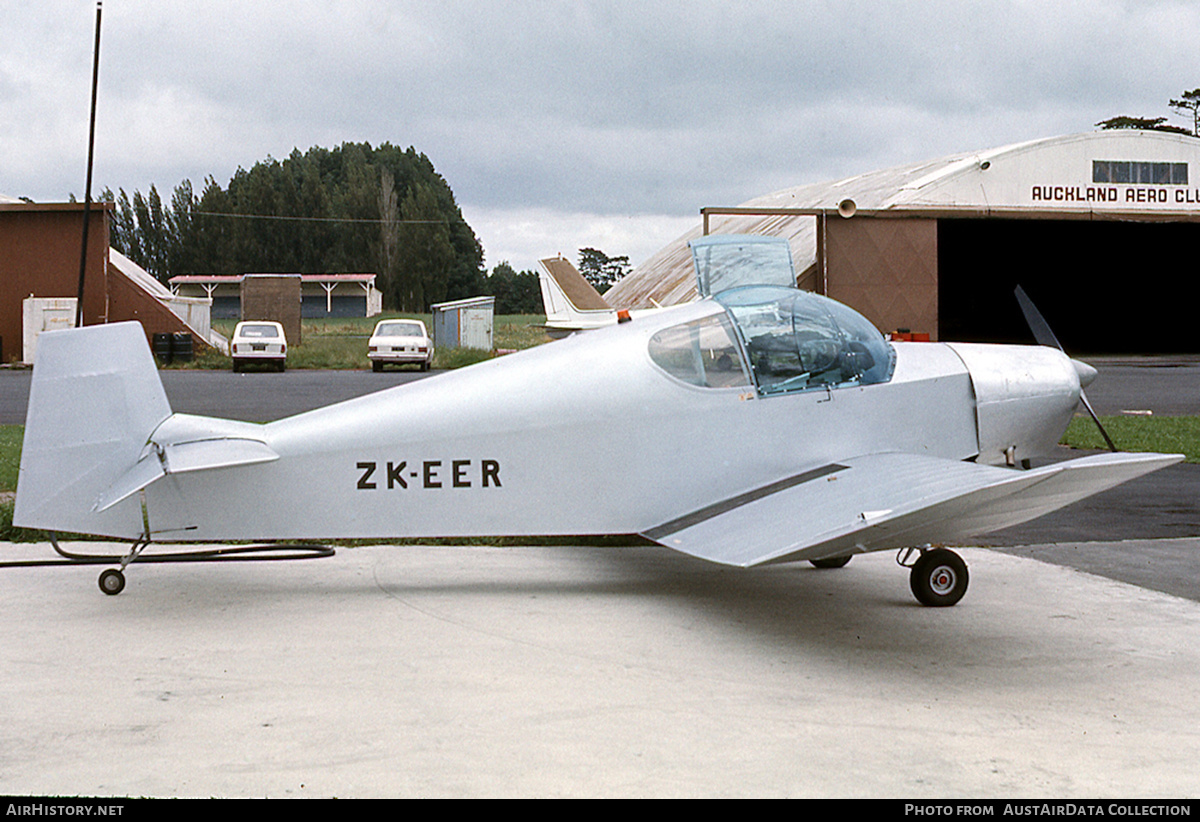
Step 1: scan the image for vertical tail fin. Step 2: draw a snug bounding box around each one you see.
[14,322,171,539]
[537,256,616,332]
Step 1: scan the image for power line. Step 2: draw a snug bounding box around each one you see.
[190,210,466,226]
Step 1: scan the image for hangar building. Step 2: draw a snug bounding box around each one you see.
[606,132,1200,353]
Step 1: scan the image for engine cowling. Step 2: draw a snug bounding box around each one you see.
[947,343,1082,466]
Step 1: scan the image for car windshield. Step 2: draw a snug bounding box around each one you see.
[715,286,895,396]
[376,322,424,337]
[239,325,279,338]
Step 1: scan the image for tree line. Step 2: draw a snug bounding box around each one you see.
[101,142,542,314]
[1097,88,1200,136]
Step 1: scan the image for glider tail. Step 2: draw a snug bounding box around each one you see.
[14,322,172,539]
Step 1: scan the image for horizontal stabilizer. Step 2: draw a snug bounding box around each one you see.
[94,436,279,513]
[92,452,164,514]
[643,451,1183,567]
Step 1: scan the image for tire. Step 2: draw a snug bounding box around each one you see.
[809,554,852,569]
[909,548,968,607]
[99,568,126,596]
[373,361,382,373]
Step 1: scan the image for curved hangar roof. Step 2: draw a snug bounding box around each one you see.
[606,131,1200,310]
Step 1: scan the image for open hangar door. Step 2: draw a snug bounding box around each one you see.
[937,218,1200,354]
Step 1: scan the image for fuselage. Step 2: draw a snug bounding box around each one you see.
[135,297,1082,542]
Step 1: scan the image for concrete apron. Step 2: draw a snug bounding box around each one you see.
[0,541,1197,798]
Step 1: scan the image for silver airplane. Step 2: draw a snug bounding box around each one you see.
[14,236,1181,603]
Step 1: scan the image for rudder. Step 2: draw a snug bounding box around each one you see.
[14,322,172,539]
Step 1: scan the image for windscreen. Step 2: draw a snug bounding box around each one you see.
[688,235,797,297]
[647,313,751,389]
[716,286,895,396]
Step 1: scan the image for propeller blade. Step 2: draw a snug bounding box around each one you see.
[1014,285,1118,453]
[1014,285,1062,351]
[1079,390,1118,453]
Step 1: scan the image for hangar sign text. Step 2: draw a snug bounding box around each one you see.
[1030,185,1200,205]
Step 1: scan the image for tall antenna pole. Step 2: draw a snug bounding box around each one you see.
[75,1,103,327]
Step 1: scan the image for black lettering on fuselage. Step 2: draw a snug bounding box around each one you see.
[356,459,501,490]
[387,461,407,489]
[482,459,501,488]
[453,460,470,487]
[423,460,442,488]
[357,462,377,490]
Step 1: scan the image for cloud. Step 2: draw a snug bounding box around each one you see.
[462,204,696,271]
[3,0,1200,271]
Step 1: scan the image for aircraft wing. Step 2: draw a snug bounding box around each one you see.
[642,451,1183,567]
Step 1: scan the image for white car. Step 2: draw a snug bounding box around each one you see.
[230,321,287,372]
[368,319,434,372]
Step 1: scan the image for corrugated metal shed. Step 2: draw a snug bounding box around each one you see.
[432,296,495,350]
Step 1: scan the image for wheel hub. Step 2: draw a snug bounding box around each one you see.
[930,565,957,595]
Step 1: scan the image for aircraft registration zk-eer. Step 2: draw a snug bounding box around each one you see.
[14,235,1181,604]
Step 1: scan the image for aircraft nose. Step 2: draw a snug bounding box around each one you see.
[1071,359,1098,389]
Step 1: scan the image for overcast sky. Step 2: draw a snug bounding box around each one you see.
[3,0,1199,272]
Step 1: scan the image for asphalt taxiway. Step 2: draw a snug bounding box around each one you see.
[0,540,1198,798]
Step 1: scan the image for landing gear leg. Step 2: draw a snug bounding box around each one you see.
[898,547,969,607]
[98,533,152,596]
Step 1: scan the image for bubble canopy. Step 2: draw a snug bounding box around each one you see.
[647,286,896,395]
[718,285,896,395]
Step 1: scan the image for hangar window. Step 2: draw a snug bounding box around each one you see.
[716,286,895,397]
[648,314,751,389]
[1093,160,1187,185]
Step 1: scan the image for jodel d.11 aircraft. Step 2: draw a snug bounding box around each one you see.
[14,235,1180,603]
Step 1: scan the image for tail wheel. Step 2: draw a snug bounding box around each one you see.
[98,568,126,596]
[909,548,968,607]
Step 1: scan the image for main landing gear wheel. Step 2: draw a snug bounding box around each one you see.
[98,568,126,596]
[906,548,968,607]
[809,554,852,569]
